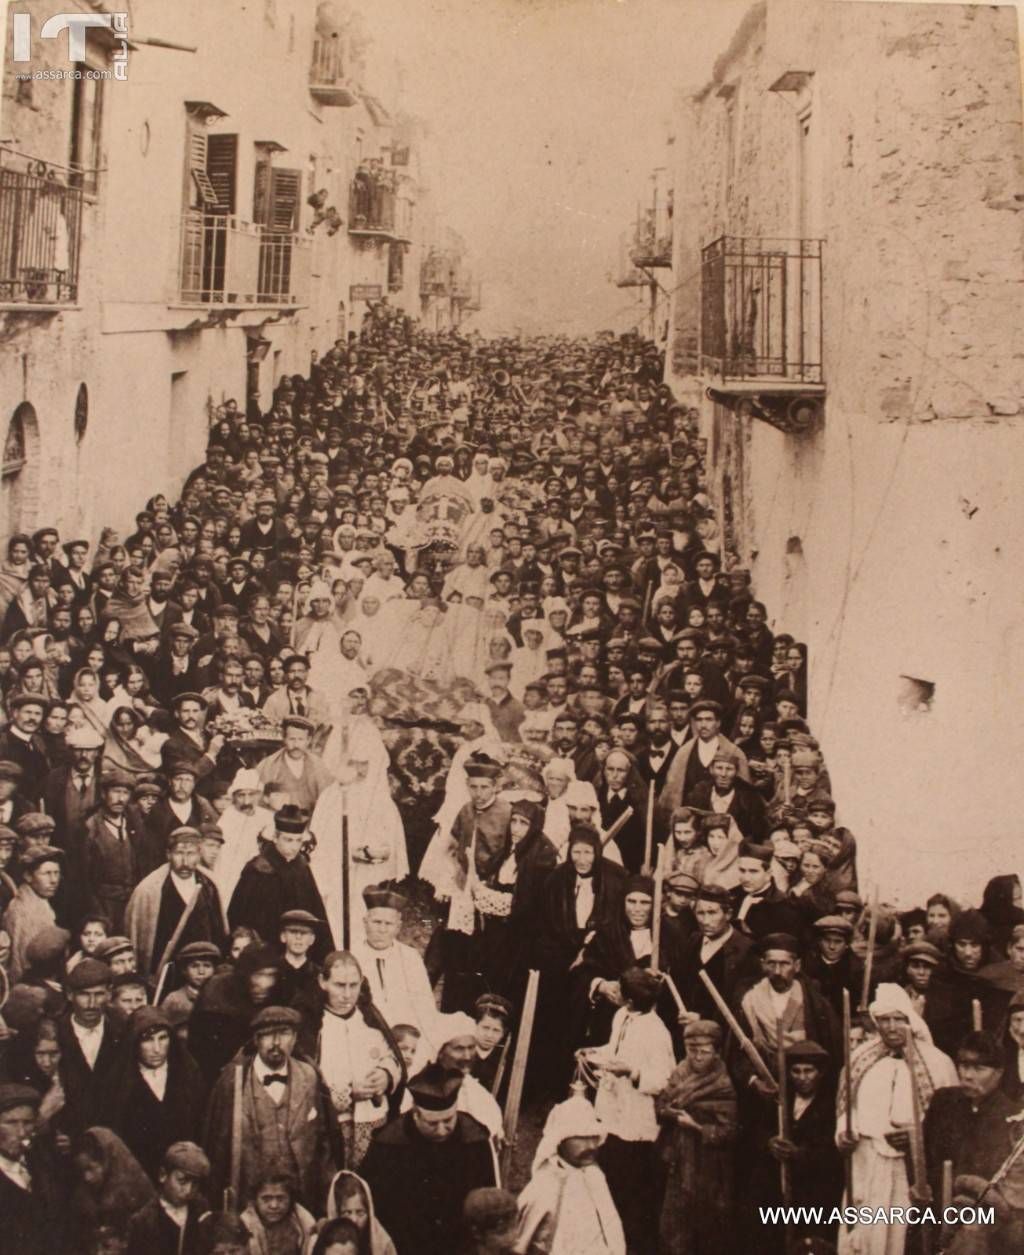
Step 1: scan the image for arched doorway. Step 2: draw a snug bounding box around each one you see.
[1,402,40,543]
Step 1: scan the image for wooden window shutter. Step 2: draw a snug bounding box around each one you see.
[268,168,302,233]
[206,134,238,215]
[253,160,272,225]
[186,127,218,208]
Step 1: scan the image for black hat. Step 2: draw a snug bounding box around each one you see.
[171,692,208,710]
[20,844,64,872]
[176,941,222,964]
[757,932,801,957]
[0,1083,42,1116]
[407,1062,463,1112]
[66,957,112,991]
[274,804,309,834]
[688,699,722,719]
[362,886,406,912]
[695,883,732,908]
[785,1040,830,1065]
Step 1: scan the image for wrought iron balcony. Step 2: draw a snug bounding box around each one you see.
[700,236,824,388]
[309,36,358,107]
[0,154,84,306]
[348,167,396,239]
[178,212,309,306]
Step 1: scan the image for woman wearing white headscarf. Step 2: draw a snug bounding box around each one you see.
[514,1092,625,1255]
[509,621,548,700]
[836,983,957,1255]
[541,757,576,858]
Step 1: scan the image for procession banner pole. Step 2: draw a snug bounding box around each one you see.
[491,1032,512,1098]
[651,838,666,970]
[500,968,539,1184]
[842,988,856,1209]
[903,1030,934,1255]
[698,970,777,1092]
[776,1024,793,1206]
[643,778,655,873]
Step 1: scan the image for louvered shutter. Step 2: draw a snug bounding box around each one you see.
[206,134,238,215]
[253,160,272,226]
[186,127,215,209]
[268,168,302,233]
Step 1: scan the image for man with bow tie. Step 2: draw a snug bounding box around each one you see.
[636,703,679,793]
[203,1004,337,1210]
[43,724,102,847]
[597,748,648,874]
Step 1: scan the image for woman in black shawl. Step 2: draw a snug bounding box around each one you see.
[477,798,558,1002]
[535,825,626,1096]
[106,1005,207,1182]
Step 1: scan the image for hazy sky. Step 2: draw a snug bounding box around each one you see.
[350,0,752,334]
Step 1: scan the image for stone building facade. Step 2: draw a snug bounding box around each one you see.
[0,0,465,539]
[665,0,1024,899]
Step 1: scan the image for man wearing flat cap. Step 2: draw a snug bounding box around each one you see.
[361,1060,496,1255]
[746,1039,842,1254]
[0,695,51,807]
[55,957,123,1136]
[203,1004,337,1210]
[2,843,63,981]
[161,693,227,798]
[255,714,335,813]
[126,825,228,979]
[802,915,863,1019]
[125,1140,211,1255]
[81,769,142,933]
[144,761,219,878]
[655,698,750,829]
[688,746,768,843]
[0,1082,68,1255]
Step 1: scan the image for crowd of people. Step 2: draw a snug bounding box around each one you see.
[0,314,1020,1255]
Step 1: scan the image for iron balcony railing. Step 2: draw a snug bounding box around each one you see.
[700,236,824,385]
[178,212,310,305]
[309,36,358,107]
[0,156,84,304]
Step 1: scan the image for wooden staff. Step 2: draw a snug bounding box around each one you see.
[776,1024,793,1205]
[842,988,855,1206]
[698,969,777,1092]
[491,1032,512,1098]
[601,806,634,850]
[651,839,666,970]
[903,1030,934,1255]
[971,999,982,1032]
[500,969,539,1183]
[341,789,350,951]
[663,972,687,1015]
[643,779,655,873]
[782,756,791,805]
[227,1061,243,1209]
[859,886,879,1013]
[941,1159,953,1217]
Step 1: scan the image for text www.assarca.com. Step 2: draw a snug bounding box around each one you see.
[759,1206,995,1227]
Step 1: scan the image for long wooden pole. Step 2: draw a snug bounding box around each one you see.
[971,999,983,1032]
[651,839,666,970]
[601,805,634,850]
[643,778,655,873]
[227,1061,243,1209]
[341,789,350,951]
[859,886,879,1013]
[491,1033,512,1098]
[903,1031,934,1255]
[698,969,777,1092]
[500,969,539,1183]
[842,988,855,1207]
[777,1024,793,1205]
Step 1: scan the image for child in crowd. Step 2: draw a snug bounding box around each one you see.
[667,807,709,883]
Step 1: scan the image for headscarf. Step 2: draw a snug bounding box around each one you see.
[72,1126,157,1230]
[702,825,742,890]
[532,1091,606,1173]
[324,1171,398,1255]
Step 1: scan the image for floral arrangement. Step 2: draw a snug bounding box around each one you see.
[208,708,283,743]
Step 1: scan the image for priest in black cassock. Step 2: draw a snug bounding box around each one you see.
[125,825,228,980]
[227,804,333,958]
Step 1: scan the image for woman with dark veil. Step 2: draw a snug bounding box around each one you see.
[476,797,558,1002]
[106,1005,206,1182]
[979,873,1024,956]
[535,825,626,1095]
[70,1126,157,1242]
